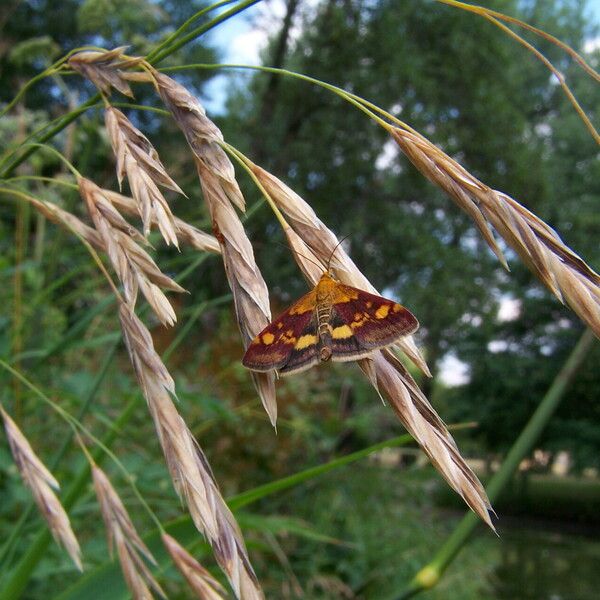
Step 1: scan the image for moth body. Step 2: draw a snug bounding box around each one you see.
[315,272,337,362]
[242,270,419,376]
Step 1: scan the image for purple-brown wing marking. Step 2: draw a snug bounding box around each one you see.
[328,284,418,361]
[242,289,319,374]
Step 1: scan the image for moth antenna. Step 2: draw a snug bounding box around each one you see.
[273,239,326,271]
[326,235,351,273]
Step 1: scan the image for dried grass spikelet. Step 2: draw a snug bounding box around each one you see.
[362,351,493,528]
[198,163,277,425]
[162,533,227,600]
[152,71,245,210]
[79,177,184,326]
[68,47,144,97]
[152,71,277,426]
[105,190,221,254]
[92,465,165,600]
[250,169,494,528]
[1,406,82,570]
[391,127,600,338]
[27,191,219,256]
[105,106,182,246]
[26,196,105,250]
[250,164,429,376]
[118,304,264,599]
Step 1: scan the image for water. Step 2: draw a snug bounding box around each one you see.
[492,521,600,600]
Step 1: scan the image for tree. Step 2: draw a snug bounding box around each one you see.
[227,0,599,426]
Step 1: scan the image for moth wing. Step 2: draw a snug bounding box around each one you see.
[242,289,319,374]
[277,311,319,376]
[329,285,418,361]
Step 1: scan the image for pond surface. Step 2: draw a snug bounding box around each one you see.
[492,520,600,600]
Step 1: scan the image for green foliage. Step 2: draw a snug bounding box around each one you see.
[8,36,61,68]
[77,0,166,38]
[228,0,599,458]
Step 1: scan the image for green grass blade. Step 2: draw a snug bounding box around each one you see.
[55,433,419,599]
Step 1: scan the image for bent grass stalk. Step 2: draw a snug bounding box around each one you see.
[435,0,600,82]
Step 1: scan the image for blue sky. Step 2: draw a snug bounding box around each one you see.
[202,2,280,112]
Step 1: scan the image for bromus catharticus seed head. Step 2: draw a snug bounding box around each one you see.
[1,407,82,570]
[117,303,264,599]
[390,126,600,338]
[162,533,227,600]
[105,106,183,246]
[79,177,184,326]
[92,464,166,600]
[243,162,495,529]
[68,47,145,97]
[152,68,278,427]
[105,189,221,254]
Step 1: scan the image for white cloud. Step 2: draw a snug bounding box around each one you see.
[375,138,399,170]
[584,36,600,53]
[438,354,470,386]
[498,297,521,322]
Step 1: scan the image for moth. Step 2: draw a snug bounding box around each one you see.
[243,268,418,376]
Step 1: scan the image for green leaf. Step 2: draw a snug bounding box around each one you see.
[238,513,351,547]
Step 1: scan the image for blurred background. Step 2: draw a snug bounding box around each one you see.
[1,0,599,598]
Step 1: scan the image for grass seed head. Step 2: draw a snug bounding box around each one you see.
[162,534,226,600]
[1,407,83,570]
[248,164,499,526]
[197,162,277,425]
[104,190,221,254]
[92,465,165,599]
[68,47,144,97]
[105,106,182,246]
[363,350,494,529]
[80,178,183,325]
[391,127,600,337]
[26,196,104,250]
[118,303,264,599]
[153,71,245,211]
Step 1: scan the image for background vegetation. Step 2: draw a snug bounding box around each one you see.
[1,0,599,598]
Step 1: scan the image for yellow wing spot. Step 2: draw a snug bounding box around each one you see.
[280,331,297,344]
[393,303,402,313]
[332,324,353,339]
[366,301,373,308]
[277,322,284,329]
[375,304,390,319]
[350,312,369,329]
[262,332,275,345]
[295,334,318,349]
